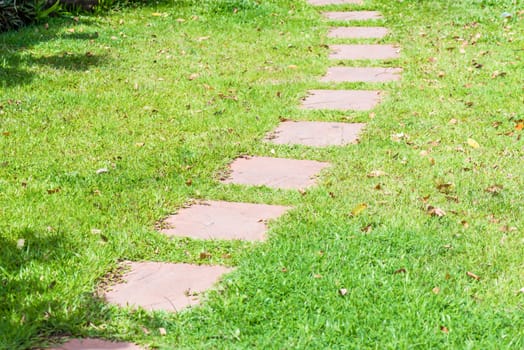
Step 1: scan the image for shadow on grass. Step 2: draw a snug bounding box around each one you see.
[0,17,105,88]
[0,230,120,350]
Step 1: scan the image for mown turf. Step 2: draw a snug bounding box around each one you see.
[0,0,523,349]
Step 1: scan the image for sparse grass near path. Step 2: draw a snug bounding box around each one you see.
[1,0,523,349]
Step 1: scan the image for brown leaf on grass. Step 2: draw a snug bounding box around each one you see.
[491,71,507,78]
[47,188,61,194]
[199,251,212,260]
[350,203,367,217]
[446,195,459,203]
[427,206,446,217]
[488,214,500,223]
[361,224,373,234]
[515,121,524,131]
[499,225,517,232]
[440,326,449,333]
[394,268,407,274]
[467,138,480,148]
[485,184,503,194]
[466,271,480,281]
[461,220,469,228]
[367,170,387,178]
[436,183,454,193]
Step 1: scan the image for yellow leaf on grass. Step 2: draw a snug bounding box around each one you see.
[350,203,367,217]
[467,138,480,148]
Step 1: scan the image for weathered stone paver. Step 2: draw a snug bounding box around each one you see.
[328,26,388,39]
[301,90,382,110]
[330,44,400,60]
[322,11,383,21]
[308,0,363,5]
[320,67,402,83]
[104,262,232,312]
[49,339,141,350]
[222,156,330,190]
[160,201,291,241]
[267,121,365,147]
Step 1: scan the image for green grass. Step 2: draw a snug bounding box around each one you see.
[1,0,523,349]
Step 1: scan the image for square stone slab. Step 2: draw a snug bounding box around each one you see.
[328,26,388,39]
[221,156,330,190]
[308,0,363,5]
[320,67,402,83]
[104,262,232,312]
[301,90,382,110]
[267,121,365,147]
[160,201,291,241]
[322,11,383,21]
[330,44,400,60]
[49,339,142,350]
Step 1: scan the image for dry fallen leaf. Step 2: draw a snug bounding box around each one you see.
[428,206,446,217]
[350,203,368,217]
[436,183,454,193]
[467,138,480,148]
[466,271,480,281]
[485,184,503,194]
[361,224,373,234]
[367,170,387,178]
[394,268,407,274]
[339,288,348,296]
[199,251,212,260]
[440,326,449,333]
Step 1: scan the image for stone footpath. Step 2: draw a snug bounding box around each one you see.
[49,0,400,348]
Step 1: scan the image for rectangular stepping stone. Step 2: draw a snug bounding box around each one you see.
[330,44,400,60]
[328,26,388,39]
[267,121,365,147]
[320,67,402,83]
[301,90,382,111]
[322,11,383,21]
[308,0,363,5]
[49,339,142,350]
[221,156,330,190]
[160,201,291,241]
[104,262,232,312]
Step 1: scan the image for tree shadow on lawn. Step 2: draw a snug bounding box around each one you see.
[0,229,119,350]
[0,21,106,88]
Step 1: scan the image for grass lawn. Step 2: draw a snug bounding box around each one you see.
[1,0,523,348]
